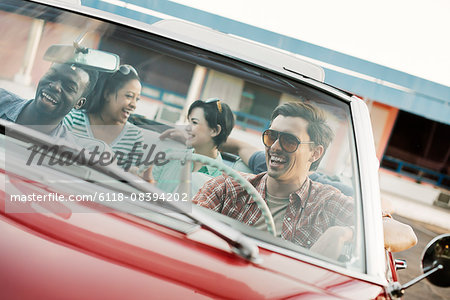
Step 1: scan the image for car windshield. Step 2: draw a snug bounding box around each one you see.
[0,0,365,274]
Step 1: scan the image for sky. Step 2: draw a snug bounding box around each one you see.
[171,0,450,87]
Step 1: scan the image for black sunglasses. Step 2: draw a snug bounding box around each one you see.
[262,129,314,153]
[204,98,222,113]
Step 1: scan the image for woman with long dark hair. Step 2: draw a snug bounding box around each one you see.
[64,64,144,168]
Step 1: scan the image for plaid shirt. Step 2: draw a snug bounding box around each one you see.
[193,172,354,248]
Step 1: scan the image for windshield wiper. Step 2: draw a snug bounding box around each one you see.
[93,161,261,263]
[123,159,261,263]
[190,206,261,263]
[163,150,261,262]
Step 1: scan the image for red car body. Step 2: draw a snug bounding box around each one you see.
[1,171,386,299]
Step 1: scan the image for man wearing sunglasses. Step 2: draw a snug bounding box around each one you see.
[221,136,353,196]
[196,101,417,254]
[194,102,353,258]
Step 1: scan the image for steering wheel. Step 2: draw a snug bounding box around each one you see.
[166,151,276,236]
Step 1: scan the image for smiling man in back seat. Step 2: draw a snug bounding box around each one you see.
[0,63,98,139]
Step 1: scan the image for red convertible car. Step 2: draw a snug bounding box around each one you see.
[0,0,448,299]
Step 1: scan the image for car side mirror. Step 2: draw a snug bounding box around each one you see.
[421,233,450,287]
[44,45,120,72]
[388,233,450,298]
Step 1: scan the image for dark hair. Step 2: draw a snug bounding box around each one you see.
[85,65,140,113]
[271,102,334,171]
[188,99,235,147]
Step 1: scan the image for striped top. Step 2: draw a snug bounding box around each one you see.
[64,109,144,168]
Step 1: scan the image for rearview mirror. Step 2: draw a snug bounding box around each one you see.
[44,45,120,72]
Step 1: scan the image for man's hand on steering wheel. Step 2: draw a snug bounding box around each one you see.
[309,226,353,260]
